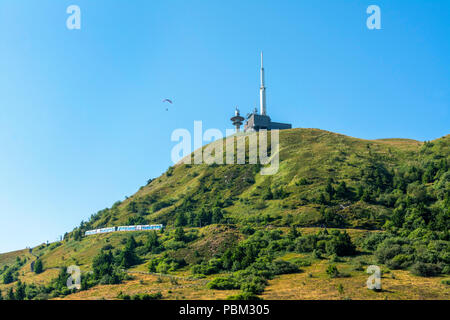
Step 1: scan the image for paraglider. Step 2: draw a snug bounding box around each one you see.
[163,98,173,111]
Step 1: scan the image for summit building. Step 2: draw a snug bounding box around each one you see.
[233,52,292,133]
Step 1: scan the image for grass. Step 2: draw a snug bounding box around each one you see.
[56,273,239,300]
[79,128,443,232]
[261,259,450,300]
[1,128,448,300]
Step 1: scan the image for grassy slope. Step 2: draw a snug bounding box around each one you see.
[1,128,449,300]
[88,128,428,229]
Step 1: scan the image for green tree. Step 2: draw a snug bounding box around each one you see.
[92,250,115,279]
[262,187,273,200]
[335,181,349,199]
[325,182,335,199]
[326,264,339,278]
[3,269,14,284]
[288,225,299,240]
[119,237,140,268]
[326,231,356,256]
[73,229,83,241]
[175,212,187,226]
[14,280,26,300]
[212,207,224,224]
[174,227,186,242]
[318,193,327,204]
[34,259,43,274]
[146,231,162,254]
[6,287,15,300]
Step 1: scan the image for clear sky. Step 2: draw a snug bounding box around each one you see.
[0,0,448,253]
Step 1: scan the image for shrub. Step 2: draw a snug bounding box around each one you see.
[191,258,222,276]
[141,292,163,300]
[360,233,389,251]
[241,226,255,236]
[325,231,356,256]
[269,260,300,275]
[375,241,404,264]
[386,254,413,270]
[326,264,340,278]
[102,244,113,251]
[226,293,262,300]
[207,277,239,290]
[240,277,267,295]
[410,262,442,277]
[295,235,317,253]
[289,258,312,267]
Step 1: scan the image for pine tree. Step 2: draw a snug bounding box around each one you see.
[3,269,14,284]
[335,181,348,199]
[262,187,273,200]
[288,225,299,240]
[146,231,161,253]
[119,237,140,268]
[174,227,186,242]
[325,182,335,199]
[14,280,26,300]
[212,207,224,224]
[6,287,14,300]
[34,259,43,274]
[175,212,187,226]
[318,193,327,204]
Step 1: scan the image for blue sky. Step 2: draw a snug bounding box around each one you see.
[0,0,448,253]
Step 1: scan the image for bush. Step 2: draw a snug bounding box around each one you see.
[326,264,340,278]
[375,241,404,264]
[241,226,255,235]
[360,233,389,251]
[102,244,113,251]
[325,231,356,256]
[149,256,185,274]
[191,259,221,276]
[240,278,266,295]
[386,254,413,270]
[207,277,239,290]
[141,292,163,300]
[289,258,312,267]
[118,292,130,300]
[269,260,300,275]
[312,249,322,259]
[295,235,317,253]
[410,262,442,277]
[128,292,163,300]
[226,292,262,300]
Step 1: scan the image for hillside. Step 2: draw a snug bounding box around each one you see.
[1,128,449,300]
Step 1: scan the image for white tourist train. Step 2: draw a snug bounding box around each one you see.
[84,224,163,236]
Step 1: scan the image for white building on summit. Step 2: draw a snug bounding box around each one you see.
[238,52,292,132]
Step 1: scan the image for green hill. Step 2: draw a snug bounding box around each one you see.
[1,128,449,300]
